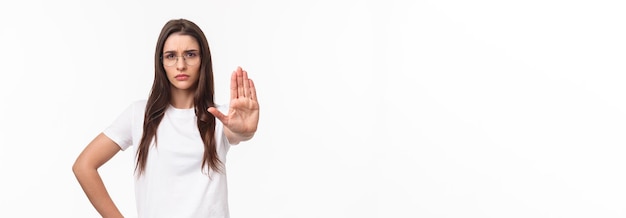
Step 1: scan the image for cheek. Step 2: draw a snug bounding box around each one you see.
[164,68,176,77]
[190,66,202,78]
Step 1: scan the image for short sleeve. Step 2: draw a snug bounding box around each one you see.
[103,102,137,151]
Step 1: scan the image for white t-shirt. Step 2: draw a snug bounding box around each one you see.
[103,100,232,218]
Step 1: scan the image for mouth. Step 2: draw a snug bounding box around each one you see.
[175,74,190,81]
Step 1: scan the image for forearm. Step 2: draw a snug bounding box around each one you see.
[225,128,255,145]
[73,167,123,218]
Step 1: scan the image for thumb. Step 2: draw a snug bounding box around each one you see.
[208,107,228,124]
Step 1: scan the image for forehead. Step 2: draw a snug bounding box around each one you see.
[163,33,199,51]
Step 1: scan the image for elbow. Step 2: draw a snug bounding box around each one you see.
[72,160,82,176]
[72,158,90,177]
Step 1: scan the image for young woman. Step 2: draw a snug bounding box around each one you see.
[72,18,260,218]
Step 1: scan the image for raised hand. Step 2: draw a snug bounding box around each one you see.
[208,66,260,144]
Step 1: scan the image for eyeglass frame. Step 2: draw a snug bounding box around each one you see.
[160,50,201,67]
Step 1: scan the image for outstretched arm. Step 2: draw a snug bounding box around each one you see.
[208,66,260,145]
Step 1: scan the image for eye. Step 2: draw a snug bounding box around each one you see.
[164,53,176,60]
[185,52,198,58]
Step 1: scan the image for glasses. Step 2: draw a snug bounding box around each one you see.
[161,51,200,67]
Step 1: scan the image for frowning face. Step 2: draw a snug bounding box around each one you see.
[162,33,201,91]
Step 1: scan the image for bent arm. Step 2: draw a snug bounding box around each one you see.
[72,133,124,218]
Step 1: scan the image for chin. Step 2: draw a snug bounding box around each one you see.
[172,82,198,91]
[173,86,193,91]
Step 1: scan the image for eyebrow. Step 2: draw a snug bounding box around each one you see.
[163,49,200,54]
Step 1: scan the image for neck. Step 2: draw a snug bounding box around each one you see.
[170,88,195,109]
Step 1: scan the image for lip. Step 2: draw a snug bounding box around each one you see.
[175,74,190,81]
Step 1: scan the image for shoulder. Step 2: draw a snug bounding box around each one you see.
[115,99,148,115]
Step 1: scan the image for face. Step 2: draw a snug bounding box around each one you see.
[162,33,201,91]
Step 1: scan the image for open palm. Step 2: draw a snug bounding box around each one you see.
[208,66,259,140]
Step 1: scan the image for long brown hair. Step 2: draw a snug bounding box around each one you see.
[135,18,222,175]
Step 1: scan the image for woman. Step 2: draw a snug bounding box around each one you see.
[72,18,260,218]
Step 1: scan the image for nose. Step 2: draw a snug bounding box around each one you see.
[176,56,186,71]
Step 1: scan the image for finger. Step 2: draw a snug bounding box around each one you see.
[249,79,257,100]
[242,69,250,98]
[236,67,244,98]
[230,70,237,100]
[208,107,228,124]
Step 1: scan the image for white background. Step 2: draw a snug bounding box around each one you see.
[0,0,625,217]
